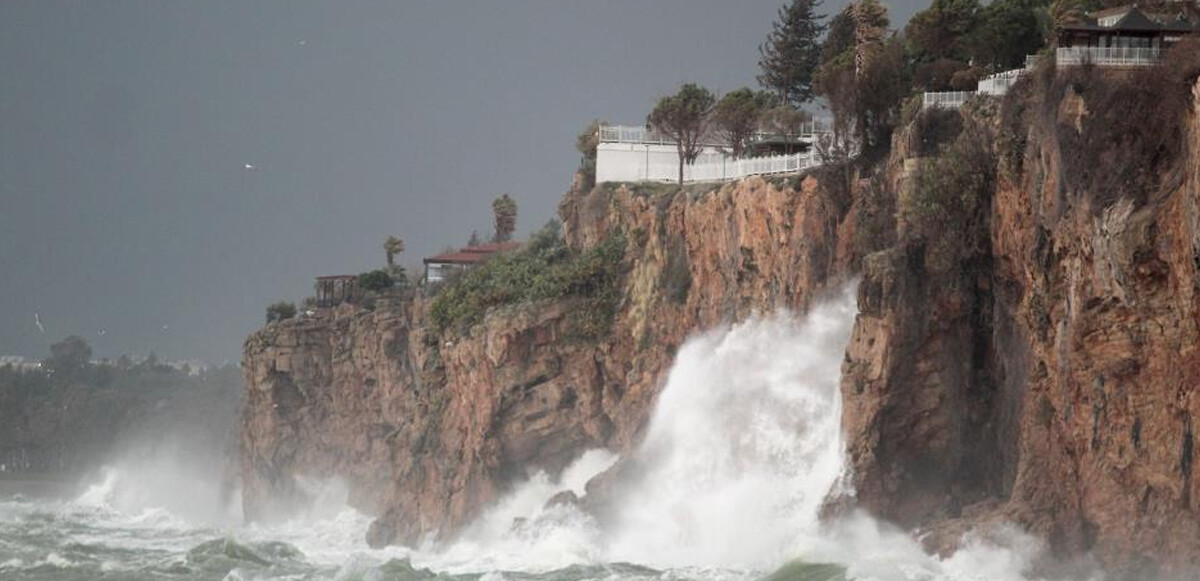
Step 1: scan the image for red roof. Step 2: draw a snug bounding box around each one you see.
[424,242,520,265]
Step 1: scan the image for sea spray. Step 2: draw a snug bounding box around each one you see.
[433,284,1093,581]
[599,290,857,570]
[0,284,1101,580]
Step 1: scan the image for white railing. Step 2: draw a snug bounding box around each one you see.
[598,120,834,145]
[598,125,674,145]
[978,68,1025,96]
[618,151,821,184]
[923,91,975,110]
[1056,46,1163,67]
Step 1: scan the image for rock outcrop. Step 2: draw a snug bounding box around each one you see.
[241,172,861,546]
[840,68,1200,577]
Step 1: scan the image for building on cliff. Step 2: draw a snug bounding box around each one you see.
[1057,4,1200,65]
[423,242,520,284]
[594,120,832,184]
[925,4,1200,110]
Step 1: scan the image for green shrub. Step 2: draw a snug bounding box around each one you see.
[853,175,897,259]
[910,108,964,157]
[430,223,626,338]
[265,301,297,323]
[902,123,996,273]
[358,269,394,292]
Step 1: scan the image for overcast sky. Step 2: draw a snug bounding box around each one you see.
[0,0,922,363]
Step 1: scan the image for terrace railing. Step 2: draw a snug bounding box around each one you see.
[598,120,834,145]
[978,68,1025,95]
[922,91,975,110]
[597,125,675,145]
[629,151,822,184]
[1056,46,1164,67]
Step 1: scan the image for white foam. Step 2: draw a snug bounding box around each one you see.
[18,282,1099,581]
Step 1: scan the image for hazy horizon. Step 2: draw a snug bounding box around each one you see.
[0,0,922,363]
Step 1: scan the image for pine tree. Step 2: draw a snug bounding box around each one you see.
[853,0,890,76]
[492,194,517,243]
[757,0,827,106]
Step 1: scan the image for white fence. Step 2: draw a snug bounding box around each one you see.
[1056,46,1163,66]
[923,91,975,110]
[596,141,821,184]
[598,120,834,145]
[598,125,675,145]
[978,68,1024,95]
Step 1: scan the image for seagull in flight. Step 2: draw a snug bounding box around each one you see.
[34,313,44,334]
[244,163,258,171]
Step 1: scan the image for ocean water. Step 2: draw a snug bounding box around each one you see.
[0,286,1089,581]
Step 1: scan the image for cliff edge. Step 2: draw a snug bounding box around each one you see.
[241,171,862,547]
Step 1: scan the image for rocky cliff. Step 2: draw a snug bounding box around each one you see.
[840,62,1200,578]
[242,59,1200,577]
[240,171,861,546]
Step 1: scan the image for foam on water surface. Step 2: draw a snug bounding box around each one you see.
[0,285,1099,580]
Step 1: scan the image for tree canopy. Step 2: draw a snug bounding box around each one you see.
[45,336,92,376]
[905,0,981,62]
[758,0,827,105]
[713,88,776,157]
[383,236,405,267]
[492,194,518,243]
[648,84,716,184]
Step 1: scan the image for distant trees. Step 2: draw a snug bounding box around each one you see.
[713,88,776,157]
[45,335,92,376]
[758,0,827,106]
[492,194,518,243]
[648,84,716,185]
[383,236,405,268]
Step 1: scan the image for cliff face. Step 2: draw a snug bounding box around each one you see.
[840,70,1200,577]
[243,68,1200,575]
[241,172,860,546]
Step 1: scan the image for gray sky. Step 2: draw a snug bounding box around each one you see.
[0,0,921,363]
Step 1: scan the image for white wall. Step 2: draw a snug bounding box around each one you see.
[596,143,729,183]
[425,262,468,284]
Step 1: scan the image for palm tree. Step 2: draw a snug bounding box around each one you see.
[852,0,889,76]
[383,236,405,267]
[492,195,517,243]
[1043,0,1083,46]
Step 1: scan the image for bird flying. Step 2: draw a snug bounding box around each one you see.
[34,313,44,334]
[244,163,258,171]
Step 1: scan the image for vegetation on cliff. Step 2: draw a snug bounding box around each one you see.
[430,221,626,338]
